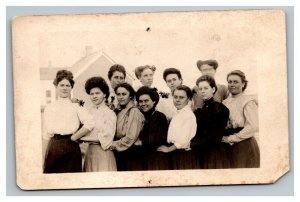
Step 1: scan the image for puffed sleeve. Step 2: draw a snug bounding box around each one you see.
[76,105,95,131]
[228,100,258,143]
[98,110,117,150]
[115,108,145,151]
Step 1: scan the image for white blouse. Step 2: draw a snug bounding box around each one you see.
[43,98,94,140]
[80,102,117,150]
[223,93,258,143]
[167,105,197,150]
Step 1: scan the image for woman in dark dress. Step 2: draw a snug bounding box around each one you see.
[222,70,260,168]
[136,86,170,170]
[191,75,230,169]
[109,83,145,171]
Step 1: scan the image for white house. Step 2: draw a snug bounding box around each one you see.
[40,47,135,111]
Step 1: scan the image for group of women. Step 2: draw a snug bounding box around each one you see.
[42,62,260,173]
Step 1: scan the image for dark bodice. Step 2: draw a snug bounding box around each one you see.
[191,98,229,151]
[139,109,169,150]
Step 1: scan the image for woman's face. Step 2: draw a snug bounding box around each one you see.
[56,79,72,98]
[138,94,155,113]
[110,71,125,89]
[200,64,216,78]
[116,87,131,106]
[139,68,154,87]
[173,89,189,110]
[197,81,215,101]
[227,75,245,96]
[165,73,182,92]
[89,87,106,106]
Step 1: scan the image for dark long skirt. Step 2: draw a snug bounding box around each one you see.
[114,145,144,171]
[171,149,201,170]
[44,135,82,173]
[144,148,172,170]
[199,143,232,169]
[229,137,260,168]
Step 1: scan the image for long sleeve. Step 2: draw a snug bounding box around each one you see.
[140,112,169,148]
[228,101,258,143]
[76,105,95,131]
[115,108,144,152]
[152,114,169,147]
[98,111,117,150]
[192,104,229,150]
[167,107,197,150]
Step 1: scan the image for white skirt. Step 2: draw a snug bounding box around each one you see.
[83,144,117,172]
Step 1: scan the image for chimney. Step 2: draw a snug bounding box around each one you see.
[85,46,93,57]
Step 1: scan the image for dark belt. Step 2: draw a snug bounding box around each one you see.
[53,134,72,139]
[77,140,101,145]
[224,127,244,136]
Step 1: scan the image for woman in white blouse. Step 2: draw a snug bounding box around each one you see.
[157,85,199,170]
[43,70,94,173]
[222,70,260,168]
[80,77,117,172]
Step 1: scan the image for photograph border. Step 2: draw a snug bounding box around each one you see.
[6,6,294,195]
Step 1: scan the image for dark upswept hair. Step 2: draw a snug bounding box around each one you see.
[173,85,193,100]
[53,70,75,88]
[196,75,218,95]
[84,76,110,99]
[134,65,156,79]
[163,67,182,81]
[136,86,160,108]
[108,64,126,80]
[227,70,248,91]
[196,59,218,71]
[114,82,136,100]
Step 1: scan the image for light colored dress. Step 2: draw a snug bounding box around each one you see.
[80,102,117,172]
[223,93,260,168]
[114,100,145,171]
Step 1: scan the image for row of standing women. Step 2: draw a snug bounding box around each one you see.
[42,60,260,173]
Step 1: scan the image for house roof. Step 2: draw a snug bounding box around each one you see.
[40,51,136,81]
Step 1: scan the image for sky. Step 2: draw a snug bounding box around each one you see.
[38,11,258,93]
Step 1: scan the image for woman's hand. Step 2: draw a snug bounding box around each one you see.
[109,142,116,150]
[70,135,77,142]
[222,136,229,143]
[157,145,170,153]
[134,139,142,146]
[222,136,234,145]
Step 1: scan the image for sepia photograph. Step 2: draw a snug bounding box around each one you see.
[12,9,289,190]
